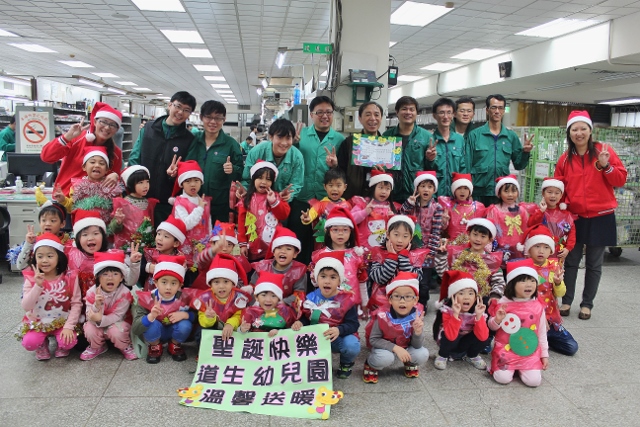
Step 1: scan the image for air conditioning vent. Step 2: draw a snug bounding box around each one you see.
[238,104,251,110]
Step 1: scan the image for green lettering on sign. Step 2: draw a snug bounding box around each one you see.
[302,43,333,54]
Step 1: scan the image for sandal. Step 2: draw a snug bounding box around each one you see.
[559,305,571,317]
[578,307,591,320]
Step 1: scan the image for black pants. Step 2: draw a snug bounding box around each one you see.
[438,331,490,358]
[287,199,313,265]
[154,202,173,228]
[419,267,433,307]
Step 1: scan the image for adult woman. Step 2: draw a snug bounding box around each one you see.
[337,101,384,199]
[41,102,122,194]
[554,110,627,320]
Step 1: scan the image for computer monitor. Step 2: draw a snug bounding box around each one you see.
[7,153,57,187]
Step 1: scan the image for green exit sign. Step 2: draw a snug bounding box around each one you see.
[302,43,333,54]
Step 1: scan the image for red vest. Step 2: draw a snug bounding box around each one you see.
[85,285,133,324]
[136,289,199,323]
[241,304,297,332]
[192,288,250,323]
[533,259,563,327]
[302,290,356,328]
[365,304,424,349]
[21,270,78,324]
[111,196,158,250]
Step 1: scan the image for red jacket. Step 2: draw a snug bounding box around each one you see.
[40,132,123,195]
[554,142,627,218]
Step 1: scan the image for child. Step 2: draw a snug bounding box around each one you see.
[170,160,211,264]
[193,221,252,290]
[55,146,124,225]
[310,207,367,310]
[15,201,69,271]
[301,168,353,247]
[237,160,290,261]
[488,259,549,387]
[368,215,429,312]
[351,170,401,251]
[240,272,297,336]
[110,165,159,250]
[401,171,444,306]
[192,253,251,341]
[524,225,578,356]
[363,272,428,383]
[432,270,489,370]
[19,233,81,360]
[140,215,187,291]
[438,172,486,245]
[68,210,110,298]
[527,177,575,260]
[132,255,198,364]
[81,251,138,360]
[250,226,307,317]
[485,175,535,264]
[292,252,360,379]
[435,218,504,301]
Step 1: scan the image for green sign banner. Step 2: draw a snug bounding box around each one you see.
[178,324,343,419]
[303,43,333,54]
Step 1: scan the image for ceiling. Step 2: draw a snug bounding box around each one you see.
[0,0,639,110]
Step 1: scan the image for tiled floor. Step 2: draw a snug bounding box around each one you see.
[1,248,638,426]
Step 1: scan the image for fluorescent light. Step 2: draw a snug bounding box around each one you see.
[276,51,286,68]
[59,60,94,68]
[257,88,263,95]
[321,70,327,77]
[157,96,171,99]
[77,78,104,88]
[133,87,152,91]
[517,18,601,38]
[9,43,56,53]
[389,41,397,48]
[0,76,31,86]
[211,83,230,89]
[115,81,137,86]
[220,94,235,97]
[107,87,127,95]
[92,73,119,78]
[536,82,577,91]
[452,48,505,60]
[194,64,220,72]
[397,75,422,82]
[599,98,640,105]
[227,101,238,104]
[161,30,204,44]
[0,29,19,37]
[216,90,233,94]
[261,79,268,89]
[131,0,185,12]
[390,1,453,27]
[204,76,226,81]
[179,48,212,58]
[421,62,459,71]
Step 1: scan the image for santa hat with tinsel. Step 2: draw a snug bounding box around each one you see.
[506,258,539,284]
[82,145,109,166]
[494,175,520,197]
[156,215,187,244]
[385,271,419,296]
[313,251,345,285]
[413,171,438,192]
[250,159,279,180]
[566,110,592,130]
[211,220,238,246]
[85,102,122,142]
[153,255,187,283]
[73,210,106,236]
[253,271,284,301]
[369,169,394,189]
[33,232,64,253]
[93,250,127,275]
[451,172,473,195]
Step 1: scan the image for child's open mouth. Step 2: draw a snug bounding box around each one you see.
[277,255,288,263]
[87,243,97,250]
[462,302,472,310]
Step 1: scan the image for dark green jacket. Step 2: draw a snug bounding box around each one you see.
[425,129,467,198]
[0,126,15,160]
[295,126,345,201]
[449,120,482,142]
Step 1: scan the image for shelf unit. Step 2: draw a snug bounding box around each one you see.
[121,116,141,165]
[0,115,11,131]
[53,105,86,137]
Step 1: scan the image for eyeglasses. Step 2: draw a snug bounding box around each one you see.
[488,105,505,111]
[329,227,350,235]
[202,115,225,123]
[313,110,334,116]
[96,119,119,129]
[389,294,417,301]
[435,111,454,117]
[171,102,193,115]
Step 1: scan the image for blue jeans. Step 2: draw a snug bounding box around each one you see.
[331,334,360,365]
[547,324,578,356]
[143,319,193,344]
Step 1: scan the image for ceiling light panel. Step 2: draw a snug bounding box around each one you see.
[390,2,453,27]
[9,43,56,53]
[397,75,422,82]
[178,48,212,58]
[389,41,397,48]
[161,30,204,43]
[204,76,226,81]
[599,98,640,105]
[92,73,119,78]
[421,62,459,71]
[516,19,601,38]
[0,29,19,37]
[131,0,185,12]
[452,48,505,60]
[58,60,94,68]
[211,83,230,89]
[194,65,220,72]
[133,87,152,91]
[116,81,137,86]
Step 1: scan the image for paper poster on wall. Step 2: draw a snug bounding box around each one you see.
[178,325,343,419]
[17,110,52,153]
[351,134,402,170]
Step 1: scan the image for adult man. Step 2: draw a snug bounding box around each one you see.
[289,96,345,264]
[129,91,196,225]
[383,96,433,203]
[0,115,16,160]
[450,97,479,140]
[249,125,258,145]
[425,98,467,198]
[466,94,533,205]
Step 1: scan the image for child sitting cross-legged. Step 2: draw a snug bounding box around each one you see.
[292,252,360,379]
[363,272,428,383]
[239,272,297,337]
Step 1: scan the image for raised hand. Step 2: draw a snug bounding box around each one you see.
[554,263,565,284]
[539,198,547,213]
[129,242,142,263]
[266,188,277,204]
[167,155,181,178]
[300,209,311,223]
[365,199,375,215]
[223,156,233,174]
[148,296,162,322]
[198,194,207,208]
[103,172,119,189]
[523,133,534,153]
[235,181,247,199]
[412,311,425,336]
[211,231,227,253]
[114,208,125,225]
[425,137,437,161]
[294,122,303,142]
[94,286,104,310]
[385,238,396,254]
[598,142,610,168]
[53,186,66,204]
[64,117,89,141]
[407,187,419,205]
[204,300,217,319]
[324,146,338,167]
[279,184,293,202]
[495,304,507,324]
[475,296,486,319]
[32,265,45,287]
[452,294,462,317]
[25,224,36,244]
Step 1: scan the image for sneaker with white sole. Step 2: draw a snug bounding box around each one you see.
[80,345,108,361]
[54,347,71,358]
[434,356,447,370]
[35,342,51,361]
[121,346,138,361]
[464,355,487,370]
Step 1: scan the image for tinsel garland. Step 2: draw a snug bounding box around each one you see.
[15,317,67,340]
[450,251,492,296]
[123,217,156,251]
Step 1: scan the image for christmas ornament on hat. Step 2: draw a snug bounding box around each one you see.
[157,215,187,245]
[93,250,127,275]
[153,255,187,283]
[566,110,592,130]
[313,251,345,285]
[541,176,567,210]
[369,169,394,189]
[85,102,122,142]
[170,160,204,202]
[385,272,419,296]
[451,172,473,195]
[254,271,285,300]
[72,209,106,236]
[211,220,238,245]
[523,224,555,255]
[250,159,279,180]
[82,145,109,166]
[413,171,438,192]
[494,175,520,197]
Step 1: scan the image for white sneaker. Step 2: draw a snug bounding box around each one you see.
[464,355,487,370]
[434,356,447,370]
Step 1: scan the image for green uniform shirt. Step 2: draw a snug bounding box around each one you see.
[295,126,345,201]
[0,126,16,160]
[425,128,467,197]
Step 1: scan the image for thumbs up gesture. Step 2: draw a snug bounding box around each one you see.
[223,156,233,174]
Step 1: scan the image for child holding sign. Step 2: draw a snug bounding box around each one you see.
[240,272,297,336]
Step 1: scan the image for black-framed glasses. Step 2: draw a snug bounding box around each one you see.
[96,119,119,129]
[389,294,417,301]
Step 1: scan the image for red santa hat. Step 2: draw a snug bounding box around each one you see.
[451,172,473,194]
[85,102,122,142]
[33,232,64,253]
[324,206,355,230]
[153,255,187,283]
[387,214,416,235]
[82,145,109,166]
[440,270,478,301]
[120,165,150,186]
[156,215,187,244]
[466,218,497,239]
[250,159,279,180]
[271,226,301,252]
[506,258,539,284]
[494,174,520,197]
[93,250,127,275]
[313,251,345,284]
[253,271,284,301]
[172,160,204,197]
[73,210,106,236]
[567,110,592,129]
[385,272,419,296]
[524,224,555,255]
[413,171,438,192]
[211,221,238,246]
[541,177,564,195]
[206,253,248,287]
[369,169,394,189]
